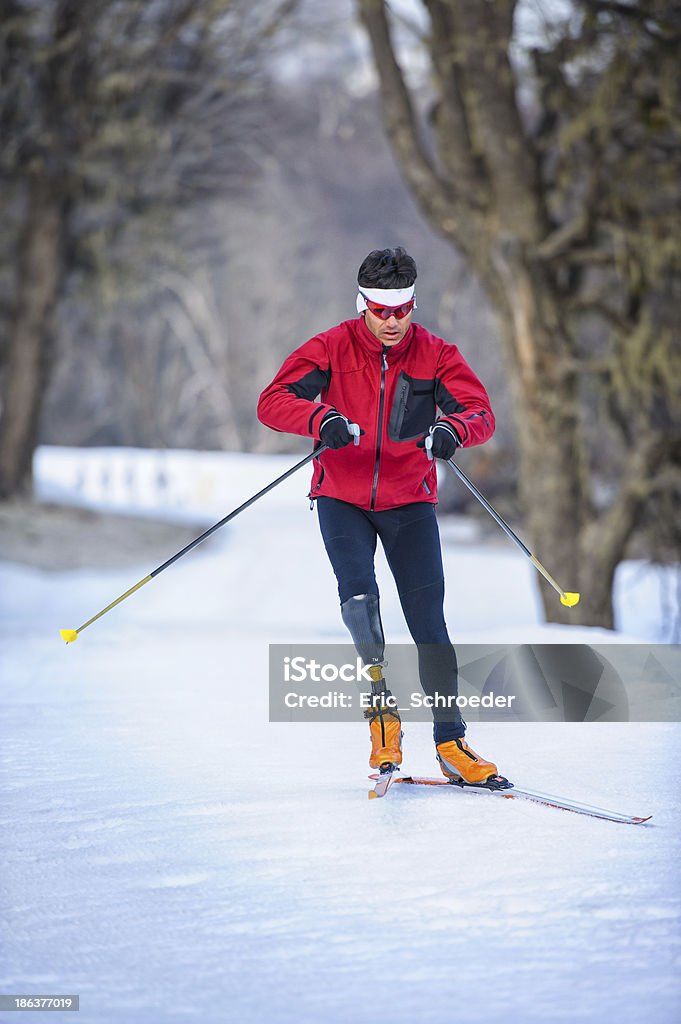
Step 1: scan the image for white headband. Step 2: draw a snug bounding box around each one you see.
[356,285,416,313]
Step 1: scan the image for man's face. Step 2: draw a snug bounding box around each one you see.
[363,307,413,346]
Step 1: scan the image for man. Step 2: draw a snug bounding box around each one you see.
[258,247,502,785]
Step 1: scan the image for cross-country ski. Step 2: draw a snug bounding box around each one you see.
[369,773,652,825]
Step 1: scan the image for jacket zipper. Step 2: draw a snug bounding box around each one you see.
[308,463,325,509]
[395,378,409,437]
[370,350,389,511]
[447,409,489,445]
[465,410,489,430]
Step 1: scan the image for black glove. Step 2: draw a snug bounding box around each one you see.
[320,412,355,450]
[417,421,461,460]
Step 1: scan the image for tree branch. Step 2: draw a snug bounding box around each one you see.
[422,0,490,213]
[583,433,671,571]
[576,1,681,42]
[568,292,628,332]
[534,206,591,260]
[449,0,547,242]
[356,0,463,233]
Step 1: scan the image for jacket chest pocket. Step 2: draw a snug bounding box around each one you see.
[387,372,436,442]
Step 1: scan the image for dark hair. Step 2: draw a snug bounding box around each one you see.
[357,247,417,289]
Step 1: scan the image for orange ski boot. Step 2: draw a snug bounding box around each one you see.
[436,736,498,784]
[365,666,402,770]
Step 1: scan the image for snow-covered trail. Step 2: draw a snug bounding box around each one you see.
[1,452,680,1023]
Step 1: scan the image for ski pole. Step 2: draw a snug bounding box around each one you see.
[442,455,580,608]
[60,444,331,644]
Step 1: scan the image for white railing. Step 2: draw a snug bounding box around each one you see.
[34,446,314,521]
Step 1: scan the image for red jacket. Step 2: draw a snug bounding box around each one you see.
[257,316,495,511]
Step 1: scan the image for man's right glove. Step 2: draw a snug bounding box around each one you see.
[320,411,358,449]
[417,421,461,460]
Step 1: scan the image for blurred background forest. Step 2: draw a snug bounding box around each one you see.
[0,0,680,628]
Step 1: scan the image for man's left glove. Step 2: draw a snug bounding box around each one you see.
[417,421,461,460]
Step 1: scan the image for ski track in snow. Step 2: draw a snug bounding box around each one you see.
[1,451,680,1024]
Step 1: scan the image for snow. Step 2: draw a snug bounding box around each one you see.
[1,447,680,1024]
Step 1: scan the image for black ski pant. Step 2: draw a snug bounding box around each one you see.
[316,496,464,744]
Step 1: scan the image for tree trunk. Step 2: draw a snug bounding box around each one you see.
[488,247,592,625]
[357,0,679,631]
[576,436,672,629]
[0,174,64,499]
[491,251,668,628]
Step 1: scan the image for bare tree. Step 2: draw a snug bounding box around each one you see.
[356,0,681,626]
[0,0,296,496]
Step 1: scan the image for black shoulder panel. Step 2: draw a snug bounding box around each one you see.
[434,376,466,416]
[287,367,331,401]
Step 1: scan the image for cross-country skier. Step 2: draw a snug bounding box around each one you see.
[257,247,501,784]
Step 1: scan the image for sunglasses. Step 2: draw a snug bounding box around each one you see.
[364,296,415,321]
